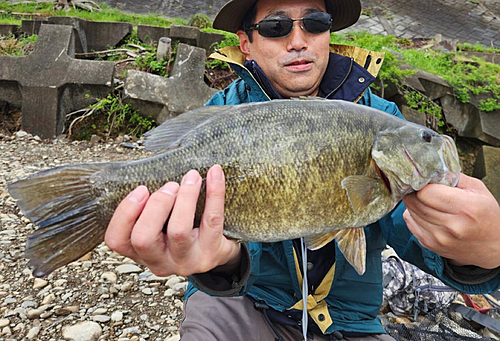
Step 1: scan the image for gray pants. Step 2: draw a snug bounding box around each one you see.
[180,291,396,341]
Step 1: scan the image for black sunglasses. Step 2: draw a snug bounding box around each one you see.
[245,12,333,38]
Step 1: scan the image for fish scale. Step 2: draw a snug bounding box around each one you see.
[8,99,461,277]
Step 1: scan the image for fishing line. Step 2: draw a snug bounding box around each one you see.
[301,237,308,341]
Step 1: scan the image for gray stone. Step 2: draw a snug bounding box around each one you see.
[26,326,40,340]
[198,31,225,52]
[124,43,218,123]
[473,146,500,204]
[137,24,223,52]
[0,25,115,139]
[413,70,450,100]
[441,94,500,146]
[33,278,48,289]
[21,19,47,36]
[0,24,17,37]
[115,264,142,274]
[62,321,102,341]
[477,110,500,146]
[462,51,500,66]
[49,17,132,52]
[137,25,170,46]
[111,311,123,322]
[20,18,132,53]
[92,314,111,323]
[170,25,200,46]
[401,105,426,126]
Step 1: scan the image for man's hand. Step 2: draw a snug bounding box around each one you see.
[104,165,241,277]
[402,173,500,269]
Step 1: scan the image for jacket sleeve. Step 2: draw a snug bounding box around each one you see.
[188,242,263,297]
[360,88,500,293]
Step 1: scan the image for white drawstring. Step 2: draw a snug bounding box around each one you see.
[300,237,308,341]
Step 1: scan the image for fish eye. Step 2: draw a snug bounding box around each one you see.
[422,130,432,143]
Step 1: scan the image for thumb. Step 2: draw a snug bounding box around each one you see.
[455,173,487,192]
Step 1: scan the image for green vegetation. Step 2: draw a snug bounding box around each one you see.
[188,13,211,29]
[0,1,185,26]
[0,33,37,56]
[331,31,500,112]
[403,50,500,111]
[403,89,444,128]
[68,92,156,140]
[458,42,500,54]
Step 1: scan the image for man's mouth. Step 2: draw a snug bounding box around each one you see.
[284,59,313,71]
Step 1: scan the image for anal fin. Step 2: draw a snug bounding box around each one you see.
[304,231,339,251]
[336,228,366,275]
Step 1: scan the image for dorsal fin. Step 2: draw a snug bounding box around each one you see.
[144,105,233,152]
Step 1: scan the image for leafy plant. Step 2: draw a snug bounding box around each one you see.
[0,33,37,56]
[188,13,211,29]
[479,98,500,112]
[404,89,444,128]
[68,92,156,140]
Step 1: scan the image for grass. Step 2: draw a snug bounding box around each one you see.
[0,1,184,26]
[0,33,37,56]
[330,31,500,112]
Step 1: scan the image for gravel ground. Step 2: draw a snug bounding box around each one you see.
[0,131,185,341]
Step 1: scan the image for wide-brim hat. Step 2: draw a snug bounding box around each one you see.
[213,0,361,33]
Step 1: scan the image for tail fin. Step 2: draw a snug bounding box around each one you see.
[8,163,110,277]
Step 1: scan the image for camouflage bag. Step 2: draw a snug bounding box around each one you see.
[382,256,458,319]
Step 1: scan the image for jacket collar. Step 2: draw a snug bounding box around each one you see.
[209,44,385,102]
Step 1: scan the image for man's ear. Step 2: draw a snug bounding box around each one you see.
[237,30,251,58]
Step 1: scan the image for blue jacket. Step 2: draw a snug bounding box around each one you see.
[186,45,500,335]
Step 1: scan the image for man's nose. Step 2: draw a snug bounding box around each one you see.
[286,21,308,51]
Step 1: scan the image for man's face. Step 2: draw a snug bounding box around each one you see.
[237,0,331,98]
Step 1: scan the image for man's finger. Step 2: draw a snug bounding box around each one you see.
[130,182,179,265]
[199,165,226,249]
[105,186,149,258]
[403,193,453,225]
[167,170,202,259]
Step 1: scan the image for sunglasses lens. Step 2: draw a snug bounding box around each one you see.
[302,12,332,33]
[258,18,293,38]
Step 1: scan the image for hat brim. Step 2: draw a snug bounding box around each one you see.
[213,0,361,33]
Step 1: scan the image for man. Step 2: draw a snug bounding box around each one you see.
[105,0,500,340]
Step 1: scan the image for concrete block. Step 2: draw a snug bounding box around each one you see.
[0,24,18,37]
[473,146,500,204]
[401,105,426,126]
[20,19,47,36]
[124,43,217,123]
[170,25,200,46]
[20,18,132,52]
[441,94,500,146]
[137,25,170,46]
[48,17,132,52]
[198,31,225,52]
[0,25,115,139]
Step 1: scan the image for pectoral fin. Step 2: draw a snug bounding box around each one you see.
[304,231,339,251]
[335,228,366,275]
[341,175,385,214]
